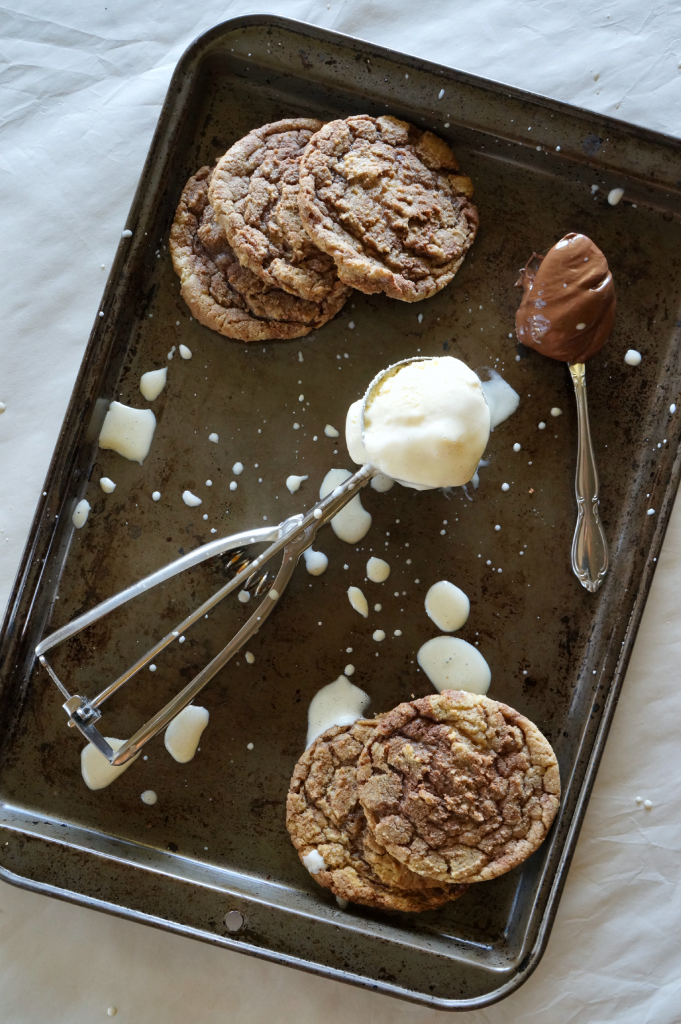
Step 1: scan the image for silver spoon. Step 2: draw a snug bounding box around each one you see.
[568,361,609,592]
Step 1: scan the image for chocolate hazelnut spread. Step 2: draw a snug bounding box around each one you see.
[515,233,615,363]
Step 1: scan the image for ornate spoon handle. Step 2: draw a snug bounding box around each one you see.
[568,362,609,592]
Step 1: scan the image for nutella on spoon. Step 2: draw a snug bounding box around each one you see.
[515,231,615,594]
[515,232,616,363]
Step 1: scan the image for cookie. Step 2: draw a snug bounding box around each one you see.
[169,166,348,342]
[298,115,479,302]
[357,690,560,885]
[209,120,349,305]
[286,721,468,912]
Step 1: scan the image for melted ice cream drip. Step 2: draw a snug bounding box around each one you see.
[302,850,327,873]
[345,400,369,464]
[303,548,328,576]
[140,367,167,401]
[81,737,139,790]
[366,557,390,583]
[164,705,209,763]
[98,401,156,464]
[417,637,491,694]
[348,586,368,617]
[72,499,91,529]
[479,370,520,429]
[286,474,308,493]
[182,490,202,507]
[425,581,470,631]
[324,424,340,438]
[99,477,116,493]
[320,469,371,543]
[371,473,395,492]
[306,675,370,747]
[470,458,490,490]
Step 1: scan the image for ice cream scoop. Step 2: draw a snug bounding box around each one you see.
[515,232,613,593]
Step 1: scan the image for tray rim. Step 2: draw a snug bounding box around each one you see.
[1,11,681,1011]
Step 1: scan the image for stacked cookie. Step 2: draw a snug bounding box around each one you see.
[170,115,479,342]
[286,690,560,912]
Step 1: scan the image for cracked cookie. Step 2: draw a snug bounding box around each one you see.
[170,166,348,341]
[357,690,560,884]
[209,120,350,305]
[286,721,468,911]
[298,114,478,302]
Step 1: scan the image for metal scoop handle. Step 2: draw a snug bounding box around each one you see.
[37,463,375,764]
[569,362,609,592]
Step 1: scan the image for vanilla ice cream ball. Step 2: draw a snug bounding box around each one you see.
[359,357,490,489]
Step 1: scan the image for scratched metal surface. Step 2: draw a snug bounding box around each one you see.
[1,14,680,1011]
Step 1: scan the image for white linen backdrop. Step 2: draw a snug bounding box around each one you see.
[1,2,680,1021]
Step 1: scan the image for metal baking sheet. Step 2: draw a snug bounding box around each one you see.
[1,14,681,1011]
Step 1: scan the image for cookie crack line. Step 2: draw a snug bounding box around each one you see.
[298,114,479,302]
[356,690,561,885]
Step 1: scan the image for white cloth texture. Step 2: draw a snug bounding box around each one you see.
[1,1,681,1021]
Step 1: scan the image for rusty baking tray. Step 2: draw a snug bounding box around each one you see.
[1,14,681,1011]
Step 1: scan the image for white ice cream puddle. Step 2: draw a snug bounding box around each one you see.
[479,369,520,430]
[302,850,327,873]
[303,548,328,576]
[373,629,386,641]
[208,432,219,443]
[425,581,470,632]
[164,705,209,762]
[348,586,368,617]
[320,469,371,543]
[99,401,156,464]
[608,187,625,205]
[81,737,139,790]
[141,790,157,805]
[140,367,167,401]
[182,490,202,507]
[152,491,161,502]
[624,349,642,366]
[324,424,340,438]
[100,477,116,493]
[179,344,192,360]
[72,499,91,529]
[286,474,308,493]
[371,473,395,492]
[417,637,491,694]
[367,557,390,583]
[306,674,370,747]
[232,462,244,475]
